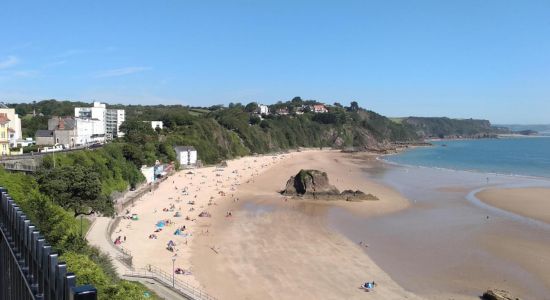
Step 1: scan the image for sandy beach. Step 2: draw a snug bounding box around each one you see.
[108,147,550,299]
[190,150,418,299]
[114,150,297,288]
[476,187,550,225]
[116,149,418,299]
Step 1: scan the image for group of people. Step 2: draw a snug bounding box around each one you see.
[113,235,126,245]
[362,281,377,292]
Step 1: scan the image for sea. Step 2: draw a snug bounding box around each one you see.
[384,137,550,179]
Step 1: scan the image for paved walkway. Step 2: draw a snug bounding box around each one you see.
[86,216,187,299]
[86,217,131,274]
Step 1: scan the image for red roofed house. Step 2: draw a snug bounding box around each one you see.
[311,104,328,113]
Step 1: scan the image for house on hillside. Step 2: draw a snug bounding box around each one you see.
[151,121,163,130]
[35,130,54,146]
[175,146,198,167]
[257,104,269,115]
[310,104,328,113]
[0,103,22,147]
[0,114,11,156]
[275,108,289,115]
[48,117,76,147]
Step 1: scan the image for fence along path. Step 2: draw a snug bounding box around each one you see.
[124,264,217,300]
[0,187,97,300]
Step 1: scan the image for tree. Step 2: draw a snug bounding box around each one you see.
[35,165,110,217]
[122,143,146,167]
[120,120,156,144]
[245,102,259,113]
[291,96,303,105]
[334,102,343,108]
[349,101,360,112]
[249,115,261,125]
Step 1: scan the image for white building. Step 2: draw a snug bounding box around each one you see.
[0,103,22,147]
[17,138,35,147]
[74,118,105,145]
[106,109,125,139]
[74,101,125,143]
[75,101,106,122]
[74,102,106,144]
[174,146,197,167]
[150,121,163,130]
[140,165,155,183]
[258,104,269,115]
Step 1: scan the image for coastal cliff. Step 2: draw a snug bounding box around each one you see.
[401,117,505,139]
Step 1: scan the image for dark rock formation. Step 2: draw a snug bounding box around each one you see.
[482,289,521,300]
[281,170,378,201]
[341,190,379,201]
[282,170,339,196]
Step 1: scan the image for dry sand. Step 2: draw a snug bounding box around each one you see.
[117,149,419,299]
[114,151,296,289]
[476,187,550,225]
[190,150,420,299]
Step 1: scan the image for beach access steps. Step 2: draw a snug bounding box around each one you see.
[124,264,216,300]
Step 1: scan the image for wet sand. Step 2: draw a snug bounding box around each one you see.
[329,163,550,299]
[191,151,420,299]
[476,187,550,225]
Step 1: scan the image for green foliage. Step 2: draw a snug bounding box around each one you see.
[0,168,81,249]
[41,144,144,202]
[21,115,49,138]
[0,168,154,299]
[245,102,258,112]
[35,165,111,217]
[120,120,157,144]
[62,252,154,300]
[348,101,360,112]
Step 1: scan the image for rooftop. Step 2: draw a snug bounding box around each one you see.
[36,130,54,137]
[174,146,196,152]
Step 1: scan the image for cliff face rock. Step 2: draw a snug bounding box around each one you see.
[281,169,378,201]
[282,170,340,196]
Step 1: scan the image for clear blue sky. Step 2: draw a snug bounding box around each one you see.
[1,0,549,124]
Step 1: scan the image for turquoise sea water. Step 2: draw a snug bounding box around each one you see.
[385,137,550,178]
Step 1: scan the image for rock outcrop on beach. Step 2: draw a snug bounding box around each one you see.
[281,169,378,201]
[482,289,521,300]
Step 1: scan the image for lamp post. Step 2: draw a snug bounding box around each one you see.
[52,143,60,168]
[172,257,176,287]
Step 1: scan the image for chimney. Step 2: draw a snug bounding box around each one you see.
[58,118,65,130]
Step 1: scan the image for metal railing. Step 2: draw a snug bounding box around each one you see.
[0,187,97,300]
[125,265,216,300]
[106,216,134,269]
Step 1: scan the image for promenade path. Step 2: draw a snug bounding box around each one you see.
[87,216,188,299]
[86,178,190,300]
